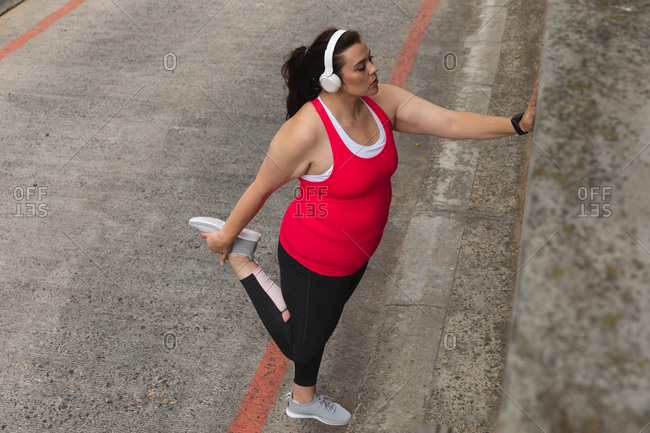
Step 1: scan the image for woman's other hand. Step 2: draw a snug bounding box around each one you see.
[199,231,233,266]
[519,80,538,133]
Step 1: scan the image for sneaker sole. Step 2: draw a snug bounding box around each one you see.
[189,217,261,242]
[285,407,350,426]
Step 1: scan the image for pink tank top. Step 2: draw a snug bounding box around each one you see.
[279,96,398,276]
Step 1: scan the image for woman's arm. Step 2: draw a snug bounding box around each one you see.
[377,82,537,139]
[202,115,318,265]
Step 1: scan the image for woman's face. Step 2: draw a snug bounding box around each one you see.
[338,41,379,96]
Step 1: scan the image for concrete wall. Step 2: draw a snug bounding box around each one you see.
[498,1,650,432]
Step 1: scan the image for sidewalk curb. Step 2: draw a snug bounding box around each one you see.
[0,0,24,16]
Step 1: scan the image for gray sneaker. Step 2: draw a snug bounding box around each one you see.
[189,216,261,262]
[284,391,352,426]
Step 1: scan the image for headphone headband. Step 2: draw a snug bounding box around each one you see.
[323,29,347,76]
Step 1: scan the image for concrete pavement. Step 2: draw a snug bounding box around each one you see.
[0,0,566,432]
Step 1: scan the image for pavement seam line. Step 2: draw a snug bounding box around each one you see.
[472,0,513,36]
[343,230,429,317]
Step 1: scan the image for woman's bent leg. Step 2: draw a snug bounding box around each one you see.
[229,254,293,357]
[228,254,290,321]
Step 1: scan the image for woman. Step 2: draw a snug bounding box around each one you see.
[198,27,537,426]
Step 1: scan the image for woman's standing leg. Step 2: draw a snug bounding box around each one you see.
[277,241,368,403]
[226,239,367,425]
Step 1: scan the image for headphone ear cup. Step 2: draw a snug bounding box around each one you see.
[319,72,342,93]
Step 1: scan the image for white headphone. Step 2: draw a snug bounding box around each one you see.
[319,29,347,93]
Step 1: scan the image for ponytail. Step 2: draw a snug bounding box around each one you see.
[281,46,321,120]
[281,28,361,119]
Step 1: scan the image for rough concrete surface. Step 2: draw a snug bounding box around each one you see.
[0,0,549,432]
[497,1,650,433]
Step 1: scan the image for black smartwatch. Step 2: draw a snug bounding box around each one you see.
[511,112,527,135]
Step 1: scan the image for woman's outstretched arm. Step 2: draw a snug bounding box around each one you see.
[376,81,538,139]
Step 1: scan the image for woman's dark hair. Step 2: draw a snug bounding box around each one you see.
[281,28,362,119]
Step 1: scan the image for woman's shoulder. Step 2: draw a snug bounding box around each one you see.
[272,100,326,151]
[281,102,325,140]
[369,84,415,121]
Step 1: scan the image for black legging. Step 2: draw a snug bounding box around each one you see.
[239,239,368,387]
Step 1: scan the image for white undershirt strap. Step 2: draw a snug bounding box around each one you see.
[301,97,386,182]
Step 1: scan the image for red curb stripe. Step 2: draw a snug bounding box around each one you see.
[0,0,87,62]
[389,0,440,87]
[228,340,291,432]
[229,1,440,431]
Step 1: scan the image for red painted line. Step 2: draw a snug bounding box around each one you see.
[389,0,440,87]
[228,340,290,432]
[229,1,440,431]
[0,0,87,62]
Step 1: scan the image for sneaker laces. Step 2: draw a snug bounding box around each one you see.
[316,394,337,414]
[284,392,337,414]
